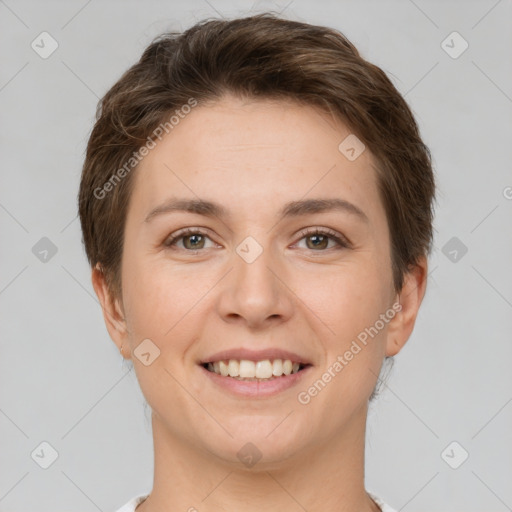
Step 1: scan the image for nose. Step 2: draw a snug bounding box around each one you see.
[216,239,295,329]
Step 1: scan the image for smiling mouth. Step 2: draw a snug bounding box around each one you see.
[201,359,310,381]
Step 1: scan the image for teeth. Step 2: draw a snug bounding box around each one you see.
[205,359,304,379]
[272,359,283,376]
[228,359,240,377]
[255,360,273,379]
[239,360,255,378]
[219,360,229,376]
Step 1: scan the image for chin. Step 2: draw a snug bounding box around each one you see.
[202,417,309,468]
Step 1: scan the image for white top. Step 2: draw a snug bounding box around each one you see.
[114,492,397,512]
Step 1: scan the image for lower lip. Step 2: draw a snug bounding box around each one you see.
[199,364,312,398]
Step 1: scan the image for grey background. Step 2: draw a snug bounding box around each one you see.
[1,0,511,511]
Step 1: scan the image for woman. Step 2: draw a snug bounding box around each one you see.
[78,13,435,512]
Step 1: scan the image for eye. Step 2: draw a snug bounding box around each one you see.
[294,228,350,251]
[163,227,351,252]
[163,228,217,251]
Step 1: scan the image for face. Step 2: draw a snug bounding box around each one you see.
[96,95,421,467]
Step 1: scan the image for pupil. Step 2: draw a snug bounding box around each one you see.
[186,234,203,249]
[308,235,327,249]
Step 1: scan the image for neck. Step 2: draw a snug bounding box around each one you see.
[137,403,380,512]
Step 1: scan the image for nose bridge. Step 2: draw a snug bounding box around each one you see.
[217,232,293,325]
[234,233,279,298]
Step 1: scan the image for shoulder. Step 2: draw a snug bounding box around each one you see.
[114,492,395,512]
[113,493,149,512]
[368,492,398,512]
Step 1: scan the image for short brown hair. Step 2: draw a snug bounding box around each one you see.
[78,13,436,299]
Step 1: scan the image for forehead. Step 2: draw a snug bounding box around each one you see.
[129,95,385,229]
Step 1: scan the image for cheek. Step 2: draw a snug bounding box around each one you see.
[120,254,185,342]
[121,254,220,358]
[300,272,389,415]
[295,256,390,341]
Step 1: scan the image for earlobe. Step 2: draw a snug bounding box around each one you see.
[385,257,428,357]
[91,265,128,353]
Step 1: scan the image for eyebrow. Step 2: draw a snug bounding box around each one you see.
[144,197,369,224]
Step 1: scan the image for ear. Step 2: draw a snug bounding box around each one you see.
[385,256,428,357]
[91,264,130,359]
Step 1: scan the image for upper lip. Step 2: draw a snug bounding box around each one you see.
[200,348,312,365]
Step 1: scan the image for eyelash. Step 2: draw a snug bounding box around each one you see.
[163,227,351,252]
[296,227,351,250]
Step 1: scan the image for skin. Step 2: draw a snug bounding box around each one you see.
[92,94,427,512]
